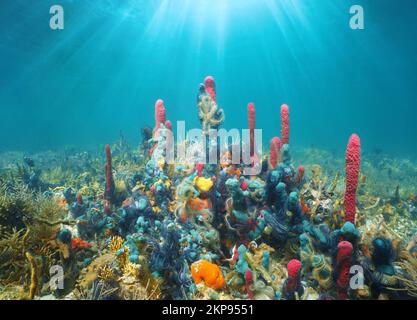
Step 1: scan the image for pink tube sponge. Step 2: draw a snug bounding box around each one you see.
[248,103,256,157]
[204,76,216,103]
[269,137,281,169]
[155,99,166,130]
[344,134,361,224]
[281,104,290,145]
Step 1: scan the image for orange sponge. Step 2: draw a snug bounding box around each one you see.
[191,260,225,290]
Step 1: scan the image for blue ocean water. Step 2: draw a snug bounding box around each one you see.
[0,0,416,157]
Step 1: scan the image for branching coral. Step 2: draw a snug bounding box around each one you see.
[0,228,28,284]
[98,265,114,282]
[0,202,64,291]
[109,235,124,253]
[29,194,69,242]
[119,278,160,300]
[0,182,36,233]
[389,250,417,298]
[74,279,119,300]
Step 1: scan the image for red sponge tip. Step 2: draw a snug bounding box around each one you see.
[287,259,302,278]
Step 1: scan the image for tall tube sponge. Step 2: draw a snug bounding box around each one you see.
[281,104,290,145]
[247,103,256,158]
[104,144,115,202]
[344,134,361,224]
[269,137,281,169]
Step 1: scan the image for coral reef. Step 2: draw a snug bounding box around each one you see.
[0,76,416,301]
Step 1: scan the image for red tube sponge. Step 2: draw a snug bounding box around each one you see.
[154,99,166,131]
[281,104,290,145]
[104,144,115,202]
[344,134,361,224]
[269,137,281,169]
[245,269,254,299]
[287,259,302,278]
[286,259,302,291]
[296,165,305,185]
[248,103,256,157]
[336,241,353,300]
[204,76,216,103]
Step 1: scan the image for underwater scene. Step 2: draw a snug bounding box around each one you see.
[0,0,417,301]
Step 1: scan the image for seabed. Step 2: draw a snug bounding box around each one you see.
[0,77,416,301]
